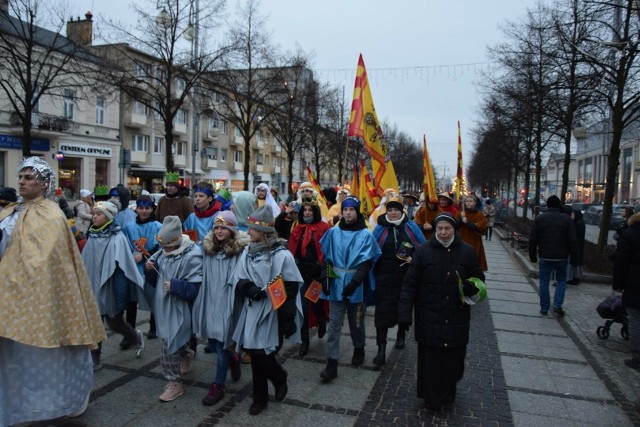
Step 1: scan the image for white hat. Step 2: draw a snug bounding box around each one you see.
[94,201,118,220]
[80,189,92,198]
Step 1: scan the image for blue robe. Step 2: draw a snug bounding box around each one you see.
[320,226,381,303]
[123,220,162,275]
[114,208,136,229]
[183,212,216,245]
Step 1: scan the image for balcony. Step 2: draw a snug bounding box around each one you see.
[254,140,265,149]
[206,158,217,169]
[272,144,282,153]
[125,112,147,128]
[256,164,264,173]
[233,135,243,145]
[173,122,187,135]
[10,112,72,134]
[174,154,186,167]
[131,150,147,163]
[230,161,243,171]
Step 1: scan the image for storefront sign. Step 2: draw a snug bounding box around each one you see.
[59,142,112,158]
[0,134,49,151]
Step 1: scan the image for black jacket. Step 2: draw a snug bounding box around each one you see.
[529,207,577,262]
[398,234,484,348]
[613,212,640,308]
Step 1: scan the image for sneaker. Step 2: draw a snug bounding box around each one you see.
[241,352,252,364]
[229,352,241,382]
[539,310,548,316]
[134,330,145,359]
[249,401,267,415]
[202,383,225,406]
[624,359,640,372]
[159,381,184,402]
[553,307,565,318]
[180,349,195,375]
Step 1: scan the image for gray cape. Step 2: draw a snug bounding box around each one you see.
[231,244,304,355]
[82,225,146,317]
[149,239,203,354]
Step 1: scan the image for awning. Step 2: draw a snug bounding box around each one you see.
[129,166,166,178]
[182,167,205,175]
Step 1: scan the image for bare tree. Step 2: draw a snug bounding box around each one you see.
[212,0,285,190]
[0,0,93,157]
[94,0,227,172]
[578,0,640,252]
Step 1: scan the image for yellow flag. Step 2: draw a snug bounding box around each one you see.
[359,160,380,216]
[348,54,399,197]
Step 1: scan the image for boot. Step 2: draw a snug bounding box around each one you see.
[317,316,326,339]
[372,344,386,367]
[202,383,225,406]
[395,328,406,350]
[91,350,103,372]
[320,358,338,381]
[351,347,365,366]
[229,351,241,382]
[299,340,309,357]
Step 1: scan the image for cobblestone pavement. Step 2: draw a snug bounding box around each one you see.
[24,231,639,427]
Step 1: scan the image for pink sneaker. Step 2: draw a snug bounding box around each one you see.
[159,381,184,402]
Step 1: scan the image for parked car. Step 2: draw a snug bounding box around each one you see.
[566,202,592,214]
[583,205,603,225]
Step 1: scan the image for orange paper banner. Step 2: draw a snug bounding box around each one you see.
[184,229,199,243]
[267,275,287,310]
[304,280,323,303]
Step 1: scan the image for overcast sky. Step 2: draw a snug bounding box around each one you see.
[78,0,539,180]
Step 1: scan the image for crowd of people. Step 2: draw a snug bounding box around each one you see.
[0,159,498,424]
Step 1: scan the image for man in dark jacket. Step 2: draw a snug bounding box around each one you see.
[529,195,578,317]
[613,212,640,372]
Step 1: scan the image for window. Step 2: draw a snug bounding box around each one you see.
[154,137,164,154]
[220,148,227,162]
[208,116,219,129]
[207,147,217,160]
[95,96,105,125]
[234,126,242,137]
[256,130,263,142]
[155,66,165,83]
[133,61,149,77]
[133,101,147,115]
[174,141,187,156]
[220,120,228,134]
[132,134,148,152]
[63,90,75,119]
[273,156,279,167]
[33,84,40,113]
[264,154,269,165]
[234,150,242,162]
[256,154,263,165]
[175,77,186,92]
[152,101,161,121]
[176,109,186,124]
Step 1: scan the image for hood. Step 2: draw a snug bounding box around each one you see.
[628,212,640,226]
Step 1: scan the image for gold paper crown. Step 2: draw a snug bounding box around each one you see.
[387,194,404,205]
[165,172,180,184]
[94,185,109,196]
[301,194,319,206]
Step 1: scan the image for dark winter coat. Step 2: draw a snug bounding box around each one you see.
[571,210,585,267]
[528,207,578,262]
[613,212,640,308]
[398,233,484,348]
[372,214,426,328]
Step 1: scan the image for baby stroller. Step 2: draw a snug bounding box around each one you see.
[596,294,629,340]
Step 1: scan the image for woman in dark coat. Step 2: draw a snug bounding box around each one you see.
[398,212,485,411]
[568,209,585,285]
[371,195,426,367]
[613,212,640,372]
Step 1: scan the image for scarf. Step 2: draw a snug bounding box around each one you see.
[385,213,405,226]
[194,200,221,218]
[136,214,157,224]
[164,235,193,257]
[436,234,454,248]
[288,220,330,263]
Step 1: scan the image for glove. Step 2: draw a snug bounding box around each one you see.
[462,279,479,297]
[398,322,411,332]
[248,286,267,301]
[280,319,297,338]
[342,280,360,298]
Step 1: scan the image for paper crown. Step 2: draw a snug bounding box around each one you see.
[301,194,319,206]
[94,185,109,196]
[165,172,180,184]
[217,188,231,201]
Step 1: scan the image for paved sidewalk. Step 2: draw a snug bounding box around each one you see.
[30,234,639,426]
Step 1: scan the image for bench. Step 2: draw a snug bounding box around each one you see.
[511,231,530,250]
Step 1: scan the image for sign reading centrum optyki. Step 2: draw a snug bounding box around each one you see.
[59,142,112,158]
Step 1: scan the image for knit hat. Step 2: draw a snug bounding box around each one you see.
[433,212,457,228]
[94,201,118,220]
[546,195,561,209]
[0,186,17,204]
[386,194,404,211]
[213,210,237,235]
[342,196,361,212]
[247,204,275,233]
[80,189,92,198]
[157,215,183,247]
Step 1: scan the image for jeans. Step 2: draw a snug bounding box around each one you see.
[539,258,568,311]
[326,300,366,360]
[208,338,230,385]
[627,306,640,362]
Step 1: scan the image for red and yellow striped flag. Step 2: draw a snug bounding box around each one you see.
[455,121,464,203]
[423,135,438,203]
[306,165,328,206]
[359,159,380,216]
[348,54,399,197]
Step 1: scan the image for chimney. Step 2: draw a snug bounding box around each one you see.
[66,11,93,46]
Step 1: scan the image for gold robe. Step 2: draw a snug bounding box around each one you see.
[0,197,105,349]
